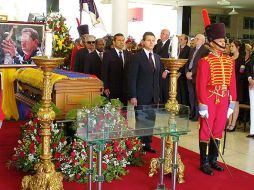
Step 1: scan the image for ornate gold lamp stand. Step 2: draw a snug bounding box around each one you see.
[149,58,187,190]
[22,57,64,190]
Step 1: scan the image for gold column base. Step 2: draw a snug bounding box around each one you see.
[22,161,63,190]
[21,57,64,190]
[148,137,185,183]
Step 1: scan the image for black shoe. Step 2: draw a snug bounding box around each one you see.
[226,125,236,132]
[246,134,254,138]
[211,162,224,172]
[200,164,214,176]
[143,146,156,153]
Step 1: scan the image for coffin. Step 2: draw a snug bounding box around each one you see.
[14,68,103,119]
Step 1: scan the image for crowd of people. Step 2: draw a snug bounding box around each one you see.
[69,11,254,175]
[1,10,254,176]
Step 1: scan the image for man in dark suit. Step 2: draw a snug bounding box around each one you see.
[177,34,190,106]
[129,32,163,153]
[154,29,171,104]
[185,33,209,121]
[74,35,96,73]
[102,33,130,106]
[84,38,105,79]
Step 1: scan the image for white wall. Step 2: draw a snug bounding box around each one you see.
[0,0,179,42]
[0,0,46,21]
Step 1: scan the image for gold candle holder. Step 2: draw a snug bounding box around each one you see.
[149,58,187,184]
[22,57,64,190]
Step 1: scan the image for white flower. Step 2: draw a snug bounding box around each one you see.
[28,154,34,161]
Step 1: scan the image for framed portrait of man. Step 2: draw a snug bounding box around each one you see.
[0,21,45,68]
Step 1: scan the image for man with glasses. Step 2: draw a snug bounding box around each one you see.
[74,35,96,72]
[84,38,105,79]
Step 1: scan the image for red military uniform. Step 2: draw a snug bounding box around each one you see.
[70,42,84,71]
[196,52,237,141]
[197,9,237,176]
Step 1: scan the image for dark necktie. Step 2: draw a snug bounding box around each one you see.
[188,48,199,70]
[119,51,124,67]
[149,52,155,71]
[99,52,103,61]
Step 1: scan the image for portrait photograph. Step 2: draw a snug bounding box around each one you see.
[0,21,45,67]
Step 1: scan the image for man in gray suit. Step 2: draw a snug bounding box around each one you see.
[185,34,209,121]
[129,32,163,153]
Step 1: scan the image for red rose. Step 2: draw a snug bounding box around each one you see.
[105,148,111,155]
[76,173,81,180]
[20,151,25,158]
[117,155,122,161]
[52,143,57,149]
[61,138,65,143]
[26,111,33,119]
[54,152,61,159]
[55,162,61,169]
[35,136,41,144]
[102,163,107,170]
[30,143,35,154]
[33,118,39,123]
[70,151,76,158]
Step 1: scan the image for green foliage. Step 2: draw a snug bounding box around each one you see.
[32,101,61,116]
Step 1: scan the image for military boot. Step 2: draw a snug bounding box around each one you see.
[209,139,224,172]
[199,142,214,175]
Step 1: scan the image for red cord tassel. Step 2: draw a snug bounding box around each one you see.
[202,9,211,28]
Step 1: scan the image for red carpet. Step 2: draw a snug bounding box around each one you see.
[0,121,253,190]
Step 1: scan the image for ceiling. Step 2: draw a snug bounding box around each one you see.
[127,0,254,10]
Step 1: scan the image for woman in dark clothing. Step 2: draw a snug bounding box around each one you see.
[227,40,246,131]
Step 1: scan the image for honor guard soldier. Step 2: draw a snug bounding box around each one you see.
[196,9,237,176]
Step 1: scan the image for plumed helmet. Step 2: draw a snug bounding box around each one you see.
[202,9,226,42]
[77,24,89,36]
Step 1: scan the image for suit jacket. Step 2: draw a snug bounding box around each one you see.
[178,45,190,74]
[246,54,254,79]
[153,39,171,58]
[129,49,162,105]
[185,45,209,83]
[102,48,131,98]
[74,48,89,72]
[84,51,103,79]
[179,45,190,59]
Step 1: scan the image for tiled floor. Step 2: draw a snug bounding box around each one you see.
[179,121,254,175]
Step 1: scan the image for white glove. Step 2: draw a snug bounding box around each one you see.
[199,110,209,118]
[227,108,234,118]
[198,105,208,118]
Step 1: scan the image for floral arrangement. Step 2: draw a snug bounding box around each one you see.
[45,12,74,69]
[8,98,144,183]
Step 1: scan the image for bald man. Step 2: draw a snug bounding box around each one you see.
[154,29,171,103]
[185,34,209,121]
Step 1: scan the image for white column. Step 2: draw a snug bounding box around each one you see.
[112,0,128,37]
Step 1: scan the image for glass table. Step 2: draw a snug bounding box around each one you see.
[76,104,189,190]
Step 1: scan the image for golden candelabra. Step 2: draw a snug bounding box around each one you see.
[22,57,64,190]
[149,58,187,184]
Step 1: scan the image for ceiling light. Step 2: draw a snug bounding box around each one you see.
[217,0,231,6]
[229,8,238,15]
